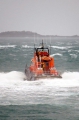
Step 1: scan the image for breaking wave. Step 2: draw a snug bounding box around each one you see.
[74,50,79,53]
[51,46,72,50]
[70,54,77,58]
[22,45,33,48]
[0,45,16,49]
[0,71,79,87]
[0,71,79,105]
[50,53,62,57]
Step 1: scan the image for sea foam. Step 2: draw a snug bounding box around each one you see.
[51,46,72,50]
[50,53,62,57]
[0,45,16,49]
[0,71,79,105]
[0,71,79,88]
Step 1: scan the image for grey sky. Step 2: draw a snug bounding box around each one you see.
[0,0,79,36]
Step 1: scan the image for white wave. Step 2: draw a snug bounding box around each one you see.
[74,50,79,53]
[0,71,79,88]
[38,72,79,88]
[0,71,79,105]
[0,71,25,87]
[70,54,77,58]
[50,53,62,57]
[68,49,79,53]
[22,45,33,48]
[0,45,16,49]
[51,46,66,49]
[68,50,72,52]
[51,46,72,50]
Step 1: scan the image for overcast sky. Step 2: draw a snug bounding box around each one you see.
[0,0,79,36]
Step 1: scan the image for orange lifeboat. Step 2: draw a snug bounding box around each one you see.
[25,40,62,80]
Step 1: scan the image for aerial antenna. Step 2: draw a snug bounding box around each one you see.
[34,32,36,56]
[34,32,35,45]
[42,39,44,48]
[49,36,51,55]
[34,43,35,50]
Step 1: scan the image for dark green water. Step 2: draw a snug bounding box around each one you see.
[0,104,79,120]
[0,37,79,120]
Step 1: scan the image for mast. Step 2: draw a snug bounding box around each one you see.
[41,39,44,50]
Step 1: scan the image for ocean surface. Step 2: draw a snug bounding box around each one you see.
[0,37,79,120]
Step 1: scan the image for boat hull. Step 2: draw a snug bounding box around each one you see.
[34,74,62,80]
[25,66,62,81]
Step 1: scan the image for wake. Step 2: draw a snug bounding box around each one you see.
[0,71,79,105]
[0,71,79,88]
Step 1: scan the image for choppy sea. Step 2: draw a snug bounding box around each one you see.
[0,37,79,120]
